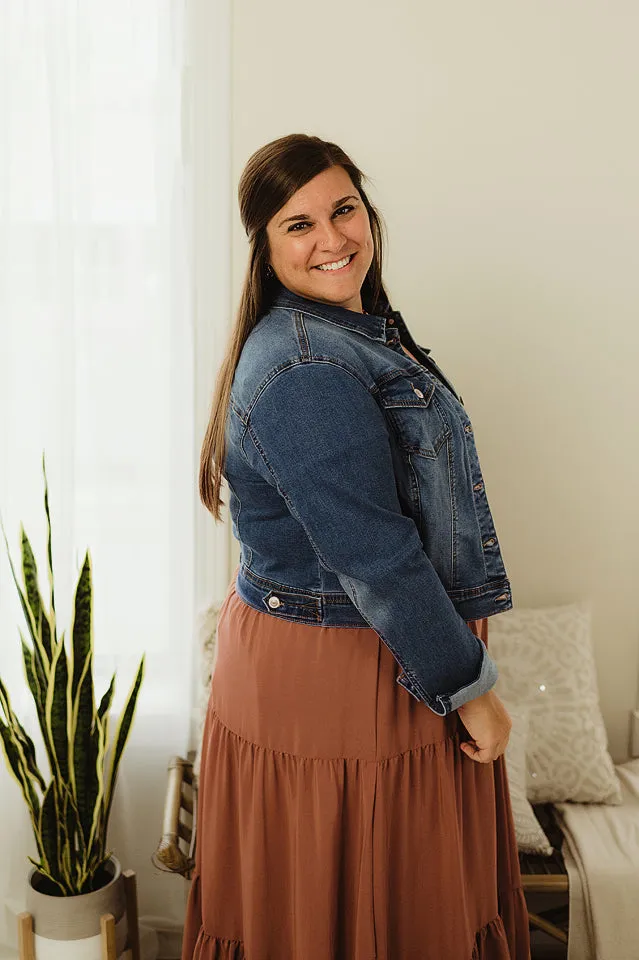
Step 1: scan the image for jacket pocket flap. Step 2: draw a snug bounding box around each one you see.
[378,374,436,409]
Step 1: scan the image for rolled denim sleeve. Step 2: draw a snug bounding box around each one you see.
[242,360,498,716]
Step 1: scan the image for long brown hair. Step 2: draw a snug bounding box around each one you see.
[199,133,394,520]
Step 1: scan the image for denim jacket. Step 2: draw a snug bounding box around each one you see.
[223,281,512,716]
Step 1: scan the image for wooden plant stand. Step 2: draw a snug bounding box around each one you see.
[17,868,141,960]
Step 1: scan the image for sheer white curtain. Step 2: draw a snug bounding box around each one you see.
[0,2,229,956]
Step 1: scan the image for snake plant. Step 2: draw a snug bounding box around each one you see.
[0,454,145,896]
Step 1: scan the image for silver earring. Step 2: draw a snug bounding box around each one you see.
[266,264,274,278]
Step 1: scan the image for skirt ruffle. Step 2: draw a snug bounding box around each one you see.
[472,886,530,959]
[185,868,529,960]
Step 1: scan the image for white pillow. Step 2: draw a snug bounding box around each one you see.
[502,701,554,856]
[488,600,621,805]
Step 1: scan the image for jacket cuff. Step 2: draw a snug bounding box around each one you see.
[395,639,499,717]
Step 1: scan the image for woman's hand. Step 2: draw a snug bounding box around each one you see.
[456,690,512,763]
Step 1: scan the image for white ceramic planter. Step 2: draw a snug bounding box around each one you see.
[25,855,128,960]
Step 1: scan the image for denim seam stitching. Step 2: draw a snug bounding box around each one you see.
[406,452,422,521]
[278,303,386,343]
[293,310,311,358]
[447,577,511,600]
[446,430,458,587]
[246,357,374,424]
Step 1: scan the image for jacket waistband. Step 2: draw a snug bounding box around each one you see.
[233,563,512,627]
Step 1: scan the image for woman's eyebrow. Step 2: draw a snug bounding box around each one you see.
[278,195,358,228]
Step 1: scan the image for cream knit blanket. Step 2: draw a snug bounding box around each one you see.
[554,757,639,960]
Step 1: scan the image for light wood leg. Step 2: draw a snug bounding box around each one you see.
[528,910,569,944]
[17,913,35,960]
[101,912,117,960]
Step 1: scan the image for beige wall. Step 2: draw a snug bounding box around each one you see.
[230,2,639,762]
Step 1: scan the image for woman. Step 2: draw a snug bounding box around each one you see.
[182,134,530,959]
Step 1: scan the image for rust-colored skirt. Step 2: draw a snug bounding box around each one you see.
[181,574,531,960]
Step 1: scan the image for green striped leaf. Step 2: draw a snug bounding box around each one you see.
[0,718,41,825]
[67,553,94,821]
[31,637,49,716]
[0,517,51,678]
[0,681,45,803]
[103,656,145,839]
[70,552,93,711]
[58,786,75,893]
[21,634,43,719]
[44,640,69,783]
[38,781,60,877]
[25,632,55,783]
[2,662,45,793]
[72,664,99,847]
[41,456,59,650]
[86,712,108,859]
[26,857,66,897]
[84,851,113,893]
[59,781,86,864]
[97,675,115,722]
[21,530,53,664]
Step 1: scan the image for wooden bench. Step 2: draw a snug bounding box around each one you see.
[520,802,569,948]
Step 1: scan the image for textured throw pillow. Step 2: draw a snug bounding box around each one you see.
[488,600,621,805]
[501,701,554,855]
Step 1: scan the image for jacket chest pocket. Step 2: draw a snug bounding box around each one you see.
[377,374,450,459]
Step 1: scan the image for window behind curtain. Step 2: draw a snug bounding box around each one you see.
[0,1,194,945]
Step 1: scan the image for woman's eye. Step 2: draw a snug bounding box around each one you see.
[287,205,355,233]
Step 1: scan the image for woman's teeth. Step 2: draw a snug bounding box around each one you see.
[316,254,353,272]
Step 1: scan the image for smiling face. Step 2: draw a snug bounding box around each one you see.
[265,165,375,313]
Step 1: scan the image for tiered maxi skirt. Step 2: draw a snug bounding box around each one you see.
[181,571,531,960]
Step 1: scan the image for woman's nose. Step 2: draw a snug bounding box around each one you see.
[317,220,347,251]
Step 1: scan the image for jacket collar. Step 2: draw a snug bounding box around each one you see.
[270,281,430,353]
[270,282,387,342]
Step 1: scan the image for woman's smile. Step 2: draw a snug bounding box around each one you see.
[313,253,356,273]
